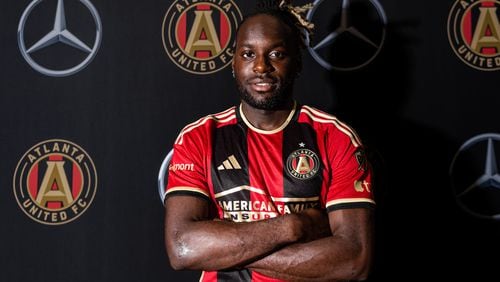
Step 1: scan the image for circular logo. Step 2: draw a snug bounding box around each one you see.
[13,139,98,225]
[448,1,500,71]
[306,0,387,71]
[162,0,242,75]
[286,149,321,180]
[17,0,102,77]
[449,133,500,220]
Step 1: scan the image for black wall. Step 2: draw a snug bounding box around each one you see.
[1,0,499,281]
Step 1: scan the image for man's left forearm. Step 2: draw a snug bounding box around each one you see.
[246,208,373,281]
[247,236,366,281]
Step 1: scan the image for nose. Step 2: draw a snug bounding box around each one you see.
[253,55,273,74]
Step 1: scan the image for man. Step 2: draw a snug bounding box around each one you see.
[164,1,375,281]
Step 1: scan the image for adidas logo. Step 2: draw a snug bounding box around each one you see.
[217,155,242,170]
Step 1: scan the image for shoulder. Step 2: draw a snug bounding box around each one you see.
[298,105,363,148]
[174,106,237,145]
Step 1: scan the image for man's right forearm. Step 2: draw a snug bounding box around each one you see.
[165,196,309,271]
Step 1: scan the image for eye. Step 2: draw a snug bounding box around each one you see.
[269,50,285,59]
[241,50,255,59]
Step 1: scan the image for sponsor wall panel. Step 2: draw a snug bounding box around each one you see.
[1,0,500,281]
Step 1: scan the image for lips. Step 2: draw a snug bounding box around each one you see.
[248,77,277,93]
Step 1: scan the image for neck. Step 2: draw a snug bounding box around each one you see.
[240,99,295,132]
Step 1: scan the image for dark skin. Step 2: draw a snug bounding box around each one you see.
[234,14,299,129]
[165,14,374,281]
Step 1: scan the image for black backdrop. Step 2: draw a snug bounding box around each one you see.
[2,0,500,281]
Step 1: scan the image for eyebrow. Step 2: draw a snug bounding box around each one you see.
[237,41,288,49]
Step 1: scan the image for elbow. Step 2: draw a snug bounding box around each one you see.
[168,259,189,271]
[352,264,370,281]
[166,242,197,270]
[348,247,373,281]
[167,251,189,271]
[323,243,372,281]
[168,259,184,271]
[316,250,372,281]
[165,234,198,270]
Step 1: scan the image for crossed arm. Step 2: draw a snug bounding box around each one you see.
[165,195,373,281]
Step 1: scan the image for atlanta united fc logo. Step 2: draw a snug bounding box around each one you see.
[286,149,320,180]
[162,0,243,75]
[13,139,97,225]
[448,0,500,71]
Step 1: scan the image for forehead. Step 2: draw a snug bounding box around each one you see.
[236,14,293,46]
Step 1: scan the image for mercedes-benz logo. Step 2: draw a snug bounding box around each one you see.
[17,0,102,77]
[449,133,500,220]
[306,0,387,71]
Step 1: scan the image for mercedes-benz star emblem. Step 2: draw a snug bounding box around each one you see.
[449,133,500,220]
[17,0,102,77]
[306,0,387,71]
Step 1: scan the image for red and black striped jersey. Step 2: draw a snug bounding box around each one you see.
[166,102,374,282]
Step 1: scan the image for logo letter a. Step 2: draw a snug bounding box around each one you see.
[471,7,500,53]
[36,161,74,207]
[185,10,222,57]
[295,156,311,174]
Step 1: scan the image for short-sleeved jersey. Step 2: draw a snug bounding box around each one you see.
[166,103,375,282]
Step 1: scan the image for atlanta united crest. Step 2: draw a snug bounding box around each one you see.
[13,139,97,225]
[286,149,321,180]
[448,0,500,71]
[162,0,243,74]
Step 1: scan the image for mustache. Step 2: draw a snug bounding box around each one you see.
[247,75,278,84]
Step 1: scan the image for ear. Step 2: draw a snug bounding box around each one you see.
[231,59,236,78]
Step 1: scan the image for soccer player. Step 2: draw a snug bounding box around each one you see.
[164,1,375,281]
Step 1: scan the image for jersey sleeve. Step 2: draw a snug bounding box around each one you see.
[165,127,210,201]
[325,126,375,212]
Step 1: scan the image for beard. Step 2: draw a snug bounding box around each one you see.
[237,75,295,111]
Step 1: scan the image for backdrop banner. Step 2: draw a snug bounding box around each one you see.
[1,0,499,281]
